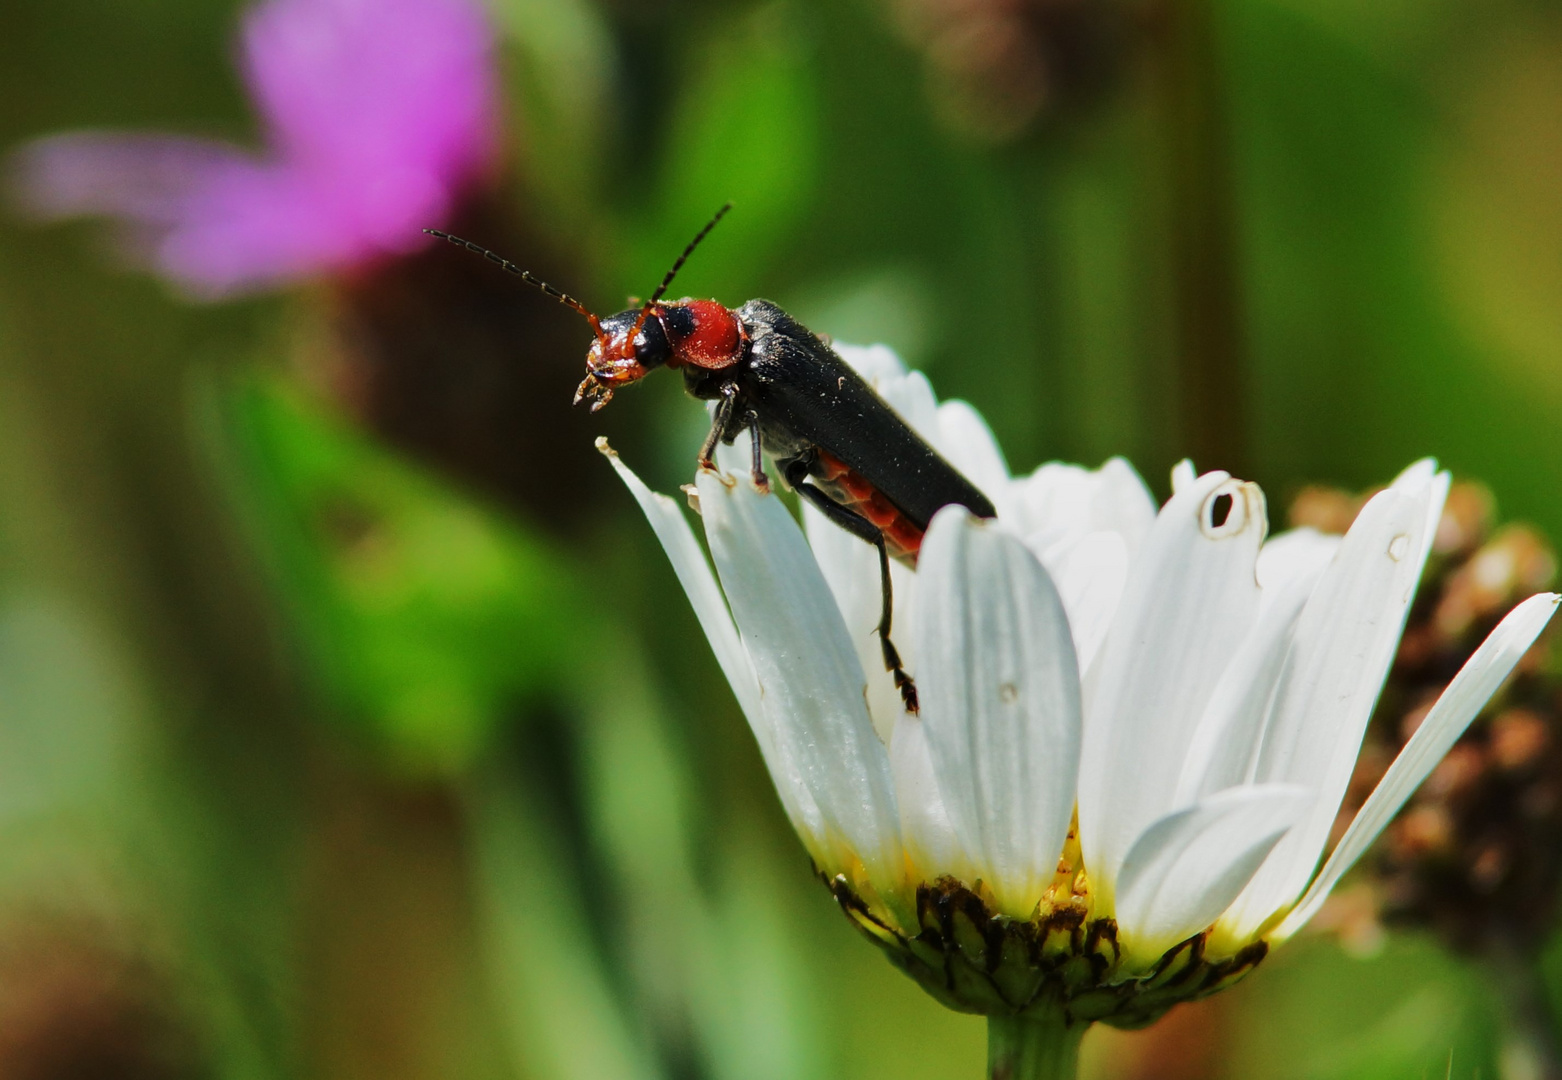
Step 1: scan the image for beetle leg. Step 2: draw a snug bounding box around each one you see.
[698,383,739,471]
[789,475,919,714]
[744,410,770,493]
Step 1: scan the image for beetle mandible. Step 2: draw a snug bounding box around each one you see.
[426,206,997,713]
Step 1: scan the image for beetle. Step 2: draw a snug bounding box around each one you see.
[426,207,997,712]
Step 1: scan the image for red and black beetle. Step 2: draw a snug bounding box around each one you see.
[427,207,996,712]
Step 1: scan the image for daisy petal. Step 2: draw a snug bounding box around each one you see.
[602,443,835,858]
[874,370,941,441]
[1004,463,1097,543]
[1035,530,1128,675]
[799,496,916,743]
[697,468,903,889]
[934,399,1010,498]
[1116,785,1311,962]
[801,498,861,603]
[1389,460,1449,581]
[1274,592,1561,939]
[833,342,907,383]
[1079,471,1266,904]
[1175,564,1324,803]
[1389,457,1437,491]
[915,508,1081,917]
[1224,481,1439,937]
[1255,528,1340,597]
[890,712,969,881]
[600,442,759,721]
[1003,457,1155,555]
[1094,458,1159,555]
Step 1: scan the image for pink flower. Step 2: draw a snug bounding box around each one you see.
[8,0,500,298]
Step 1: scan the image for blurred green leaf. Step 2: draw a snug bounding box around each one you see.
[466,755,661,1080]
[1224,936,1498,1080]
[575,644,830,1080]
[0,591,139,828]
[1308,987,1465,1080]
[492,0,615,235]
[623,3,821,305]
[787,265,938,368]
[213,376,593,773]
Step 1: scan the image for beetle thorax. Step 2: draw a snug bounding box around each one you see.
[661,300,744,371]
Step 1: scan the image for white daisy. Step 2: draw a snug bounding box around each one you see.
[599,344,1557,1078]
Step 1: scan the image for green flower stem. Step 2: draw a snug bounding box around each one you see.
[986,1013,1088,1080]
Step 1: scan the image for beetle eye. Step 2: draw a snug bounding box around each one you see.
[631,317,672,370]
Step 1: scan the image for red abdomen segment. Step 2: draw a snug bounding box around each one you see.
[814,450,925,564]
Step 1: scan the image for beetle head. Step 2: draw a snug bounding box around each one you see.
[424,206,733,413]
[573,307,672,411]
[575,203,734,411]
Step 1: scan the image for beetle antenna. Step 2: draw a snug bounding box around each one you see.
[423,228,605,340]
[650,201,732,306]
[621,202,732,358]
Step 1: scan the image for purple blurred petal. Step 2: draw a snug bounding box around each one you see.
[241,0,498,200]
[11,131,453,296]
[6,0,499,297]
[10,132,258,227]
[153,160,453,297]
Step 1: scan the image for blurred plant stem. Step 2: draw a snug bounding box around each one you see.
[1488,939,1562,1080]
[987,1013,1086,1080]
[1151,0,1247,473]
[1031,0,1247,478]
[298,768,505,1080]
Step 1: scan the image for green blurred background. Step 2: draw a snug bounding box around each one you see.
[1,0,1560,1076]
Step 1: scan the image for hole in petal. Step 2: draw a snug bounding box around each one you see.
[1388,533,1410,561]
[1210,493,1234,528]
[1200,482,1252,539]
[998,682,1019,704]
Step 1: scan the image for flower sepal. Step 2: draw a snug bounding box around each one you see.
[826,872,1269,1030]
